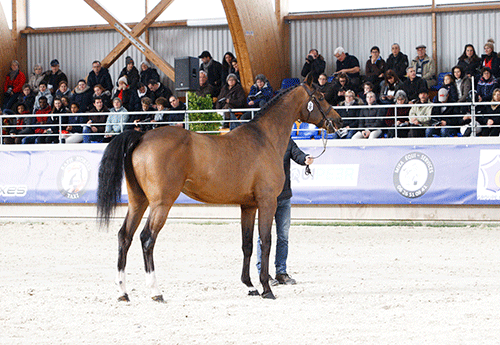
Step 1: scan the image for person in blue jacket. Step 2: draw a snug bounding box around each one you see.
[247,74,274,108]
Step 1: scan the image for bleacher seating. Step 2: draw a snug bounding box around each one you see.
[291,121,318,140]
[432,72,450,91]
[281,78,301,90]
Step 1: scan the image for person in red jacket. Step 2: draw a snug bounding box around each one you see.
[3,60,26,111]
[22,96,51,144]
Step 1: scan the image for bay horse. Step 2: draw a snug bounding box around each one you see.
[97,75,342,302]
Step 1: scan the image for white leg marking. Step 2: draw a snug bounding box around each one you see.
[116,270,127,296]
[145,271,161,297]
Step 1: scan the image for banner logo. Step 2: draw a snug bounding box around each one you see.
[57,156,91,199]
[0,185,27,197]
[477,150,500,200]
[393,152,434,198]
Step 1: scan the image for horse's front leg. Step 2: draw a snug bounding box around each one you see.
[258,198,278,299]
[240,205,258,296]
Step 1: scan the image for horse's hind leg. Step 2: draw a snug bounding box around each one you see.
[241,205,258,296]
[140,203,172,302]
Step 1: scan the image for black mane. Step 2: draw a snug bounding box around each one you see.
[249,84,301,122]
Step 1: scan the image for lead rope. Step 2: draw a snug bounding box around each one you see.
[305,123,331,176]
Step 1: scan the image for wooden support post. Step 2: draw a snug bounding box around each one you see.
[85,0,175,80]
[431,0,438,73]
[12,0,27,73]
[276,0,290,79]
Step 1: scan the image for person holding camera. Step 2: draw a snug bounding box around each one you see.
[301,49,325,83]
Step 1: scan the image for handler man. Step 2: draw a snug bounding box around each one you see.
[257,138,314,285]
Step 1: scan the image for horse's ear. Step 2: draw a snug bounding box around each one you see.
[305,72,314,87]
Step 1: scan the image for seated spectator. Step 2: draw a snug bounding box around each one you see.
[222,52,236,83]
[331,73,355,105]
[452,65,472,104]
[410,45,436,88]
[104,98,128,142]
[168,95,186,127]
[139,61,159,86]
[61,95,71,112]
[70,79,93,112]
[408,90,433,137]
[55,80,71,99]
[42,97,67,144]
[386,43,409,81]
[113,76,140,111]
[479,88,500,136]
[22,96,52,144]
[3,60,26,111]
[365,46,386,93]
[457,44,481,79]
[317,73,335,105]
[131,97,154,132]
[332,90,363,139]
[87,60,113,92]
[199,50,223,96]
[334,47,361,88]
[352,91,385,139]
[13,84,35,113]
[385,93,410,138]
[440,74,458,103]
[92,84,112,108]
[379,70,403,104]
[61,102,86,144]
[147,79,173,107]
[477,67,498,102]
[28,64,44,93]
[359,81,375,104]
[216,73,246,128]
[427,88,460,137]
[247,74,274,108]
[3,103,30,144]
[42,59,68,95]
[481,39,500,78]
[33,82,53,112]
[196,70,215,98]
[150,97,169,129]
[136,82,153,102]
[301,49,326,83]
[83,96,108,143]
[117,56,139,90]
[231,59,240,81]
[400,66,428,103]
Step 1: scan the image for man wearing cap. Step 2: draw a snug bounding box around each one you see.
[410,45,436,88]
[199,51,223,97]
[117,56,139,90]
[42,59,68,95]
[87,60,113,92]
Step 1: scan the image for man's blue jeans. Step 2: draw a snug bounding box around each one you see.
[256,198,291,275]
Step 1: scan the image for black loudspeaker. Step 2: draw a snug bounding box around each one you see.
[175,57,199,91]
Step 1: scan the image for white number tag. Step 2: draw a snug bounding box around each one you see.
[307,101,314,112]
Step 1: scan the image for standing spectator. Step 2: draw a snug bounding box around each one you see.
[117,56,139,90]
[480,88,500,136]
[42,59,68,95]
[408,90,433,137]
[400,66,428,103]
[83,97,108,143]
[231,59,241,82]
[352,92,385,139]
[452,65,472,104]
[457,44,481,79]
[365,46,386,93]
[386,93,410,138]
[331,73,355,105]
[61,102,86,144]
[379,70,403,104]
[333,90,362,139]
[334,47,361,88]
[147,79,173,107]
[14,84,35,113]
[55,80,71,99]
[70,79,93,112]
[92,84,112,109]
[410,45,436,88]
[481,39,500,79]
[216,73,246,128]
[247,74,274,108]
[196,70,215,98]
[87,60,113,92]
[477,67,498,102]
[167,95,186,127]
[3,60,26,111]
[22,96,52,144]
[301,48,326,83]
[198,50,223,97]
[386,43,409,81]
[113,76,140,111]
[28,64,44,93]
[104,97,128,142]
[221,52,236,83]
[33,82,53,112]
[317,73,335,105]
[139,61,160,86]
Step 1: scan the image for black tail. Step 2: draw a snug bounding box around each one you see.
[97,130,144,227]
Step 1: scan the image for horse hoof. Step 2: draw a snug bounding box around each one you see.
[261,291,276,300]
[152,295,165,303]
[118,293,130,302]
[248,289,260,296]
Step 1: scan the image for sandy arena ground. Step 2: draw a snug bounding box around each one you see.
[1,220,499,344]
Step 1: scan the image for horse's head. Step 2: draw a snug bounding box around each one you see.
[299,74,343,133]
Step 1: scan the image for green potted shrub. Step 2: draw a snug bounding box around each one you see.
[187,92,223,133]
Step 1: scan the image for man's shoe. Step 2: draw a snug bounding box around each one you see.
[269,275,279,286]
[275,273,296,285]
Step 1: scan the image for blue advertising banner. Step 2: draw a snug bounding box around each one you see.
[1,143,500,205]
